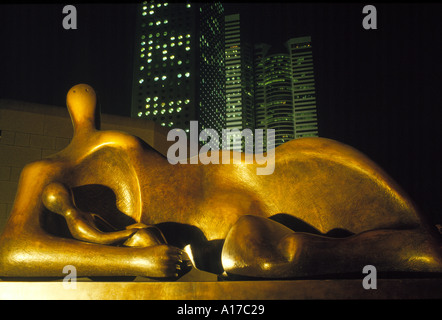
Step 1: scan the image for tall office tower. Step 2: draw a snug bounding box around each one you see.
[253,43,272,151]
[254,36,318,150]
[131,1,225,143]
[224,14,255,152]
[263,53,294,147]
[286,36,318,139]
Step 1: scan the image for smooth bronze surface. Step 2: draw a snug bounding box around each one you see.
[0,84,441,280]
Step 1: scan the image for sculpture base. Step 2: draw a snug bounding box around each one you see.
[1,268,441,300]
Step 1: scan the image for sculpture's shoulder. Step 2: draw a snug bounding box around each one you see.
[54,129,151,164]
[95,130,147,151]
[91,129,166,164]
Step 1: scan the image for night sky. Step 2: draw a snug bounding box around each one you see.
[0,3,441,224]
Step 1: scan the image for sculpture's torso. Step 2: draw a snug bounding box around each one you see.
[58,130,421,241]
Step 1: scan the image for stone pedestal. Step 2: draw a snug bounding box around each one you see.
[1,269,441,300]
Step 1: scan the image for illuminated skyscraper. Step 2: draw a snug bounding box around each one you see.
[264,53,294,147]
[254,36,318,150]
[224,13,254,151]
[253,43,272,150]
[131,1,225,137]
[286,36,318,139]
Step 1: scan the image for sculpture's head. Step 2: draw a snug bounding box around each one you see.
[66,84,100,133]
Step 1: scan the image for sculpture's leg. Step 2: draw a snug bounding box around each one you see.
[221,215,442,278]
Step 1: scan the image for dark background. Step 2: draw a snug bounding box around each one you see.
[0,3,440,225]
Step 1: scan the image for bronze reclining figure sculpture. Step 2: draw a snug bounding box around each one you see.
[0,84,441,279]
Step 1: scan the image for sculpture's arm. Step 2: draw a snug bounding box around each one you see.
[0,234,184,278]
[41,182,140,245]
[0,160,183,278]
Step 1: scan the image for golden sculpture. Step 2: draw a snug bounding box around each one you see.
[0,84,441,279]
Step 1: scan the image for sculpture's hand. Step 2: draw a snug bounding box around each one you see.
[115,223,192,278]
[124,224,167,247]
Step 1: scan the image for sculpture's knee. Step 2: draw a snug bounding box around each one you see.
[222,215,296,276]
[230,214,295,241]
[232,214,270,234]
[277,233,306,263]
